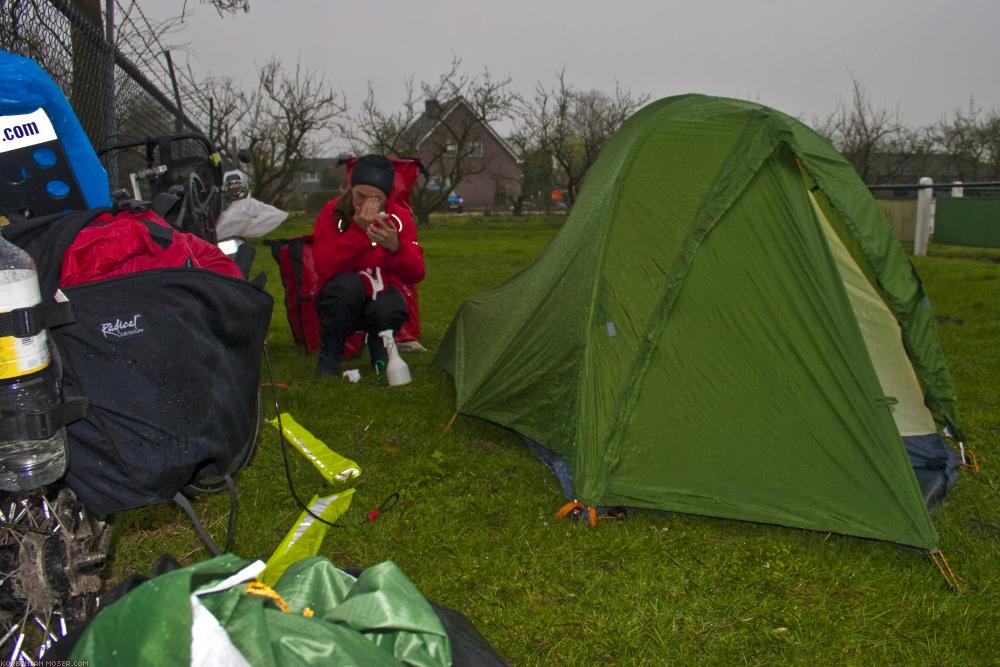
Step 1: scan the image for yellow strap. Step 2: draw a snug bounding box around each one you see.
[246,581,290,612]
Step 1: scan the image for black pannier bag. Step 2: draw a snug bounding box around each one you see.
[5,207,273,515]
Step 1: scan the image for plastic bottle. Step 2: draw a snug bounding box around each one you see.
[0,231,67,491]
[378,329,411,387]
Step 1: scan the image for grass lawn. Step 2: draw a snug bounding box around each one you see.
[108,216,1000,665]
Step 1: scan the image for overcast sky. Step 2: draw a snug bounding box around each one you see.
[151,0,1000,149]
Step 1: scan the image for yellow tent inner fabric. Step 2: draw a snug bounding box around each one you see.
[809,191,937,437]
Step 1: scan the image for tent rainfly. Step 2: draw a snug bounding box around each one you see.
[435,94,964,551]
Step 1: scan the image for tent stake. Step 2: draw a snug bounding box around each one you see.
[442,413,457,435]
[929,549,963,593]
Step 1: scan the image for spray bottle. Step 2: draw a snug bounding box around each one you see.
[378,329,411,386]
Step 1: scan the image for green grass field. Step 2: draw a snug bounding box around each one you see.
[108,215,1000,666]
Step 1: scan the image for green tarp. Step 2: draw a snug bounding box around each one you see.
[435,94,962,550]
[70,555,452,666]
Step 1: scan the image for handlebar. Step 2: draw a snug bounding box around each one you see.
[97,132,217,158]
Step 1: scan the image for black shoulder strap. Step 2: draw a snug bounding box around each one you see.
[152,192,182,221]
[0,301,75,338]
[135,216,174,249]
[0,396,88,441]
[173,492,221,556]
[287,238,306,297]
[4,208,109,299]
[264,236,308,297]
[172,474,238,557]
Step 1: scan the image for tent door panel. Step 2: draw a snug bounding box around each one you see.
[807,190,936,437]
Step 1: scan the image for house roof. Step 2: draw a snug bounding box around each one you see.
[402,97,520,163]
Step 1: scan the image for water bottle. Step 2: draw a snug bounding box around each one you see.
[378,329,411,387]
[0,231,67,491]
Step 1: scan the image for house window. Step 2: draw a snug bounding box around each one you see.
[470,140,483,157]
[444,143,458,157]
[301,172,320,183]
[427,176,451,190]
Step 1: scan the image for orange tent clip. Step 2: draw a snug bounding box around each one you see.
[553,502,598,527]
[958,442,980,474]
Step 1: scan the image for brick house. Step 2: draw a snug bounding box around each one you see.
[403,98,521,210]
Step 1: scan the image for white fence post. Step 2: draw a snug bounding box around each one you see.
[914,176,933,256]
[951,181,964,198]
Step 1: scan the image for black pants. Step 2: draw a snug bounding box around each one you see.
[314,272,409,370]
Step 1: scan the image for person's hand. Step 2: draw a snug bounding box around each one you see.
[367,216,400,253]
[354,197,383,228]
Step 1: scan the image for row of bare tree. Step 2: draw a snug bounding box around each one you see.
[816,78,1000,185]
[201,58,1000,223]
[201,58,647,224]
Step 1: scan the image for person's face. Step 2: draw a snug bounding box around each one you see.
[351,184,387,211]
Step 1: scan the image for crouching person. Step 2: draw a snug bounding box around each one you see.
[312,155,425,379]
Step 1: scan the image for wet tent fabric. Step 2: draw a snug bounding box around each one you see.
[69,555,453,666]
[434,94,962,550]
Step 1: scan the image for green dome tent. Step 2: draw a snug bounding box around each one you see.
[434,94,963,550]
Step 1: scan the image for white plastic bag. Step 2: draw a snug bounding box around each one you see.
[215,196,288,239]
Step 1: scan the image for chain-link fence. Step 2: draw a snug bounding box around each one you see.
[1,0,208,191]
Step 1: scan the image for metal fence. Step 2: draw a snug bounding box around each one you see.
[0,0,207,191]
[868,181,1000,251]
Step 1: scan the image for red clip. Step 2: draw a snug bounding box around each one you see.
[367,510,380,522]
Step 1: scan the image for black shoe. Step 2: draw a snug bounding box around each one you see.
[315,353,341,377]
[368,332,388,377]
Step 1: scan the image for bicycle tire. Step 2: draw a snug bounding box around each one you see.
[181,384,263,497]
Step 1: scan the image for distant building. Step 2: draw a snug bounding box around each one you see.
[402,98,521,210]
[292,158,346,196]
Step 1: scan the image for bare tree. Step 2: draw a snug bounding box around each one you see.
[342,57,518,225]
[243,59,344,207]
[979,111,1000,180]
[200,0,250,15]
[814,77,926,183]
[930,100,1000,181]
[167,0,250,22]
[498,131,553,214]
[203,58,344,207]
[516,71,647,206]
[202,76,251,157]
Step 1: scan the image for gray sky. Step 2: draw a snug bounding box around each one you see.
[152,0,1000,148]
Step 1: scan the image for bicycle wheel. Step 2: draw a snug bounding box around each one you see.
[184,171,221,243]
[0,486,111,661]
[182,384,263,497]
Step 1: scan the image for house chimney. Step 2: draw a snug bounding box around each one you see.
[425,99,442,119]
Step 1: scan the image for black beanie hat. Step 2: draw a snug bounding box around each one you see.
[351,154,395,196]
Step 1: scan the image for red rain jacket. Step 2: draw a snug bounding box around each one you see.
[311,199,425,297]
